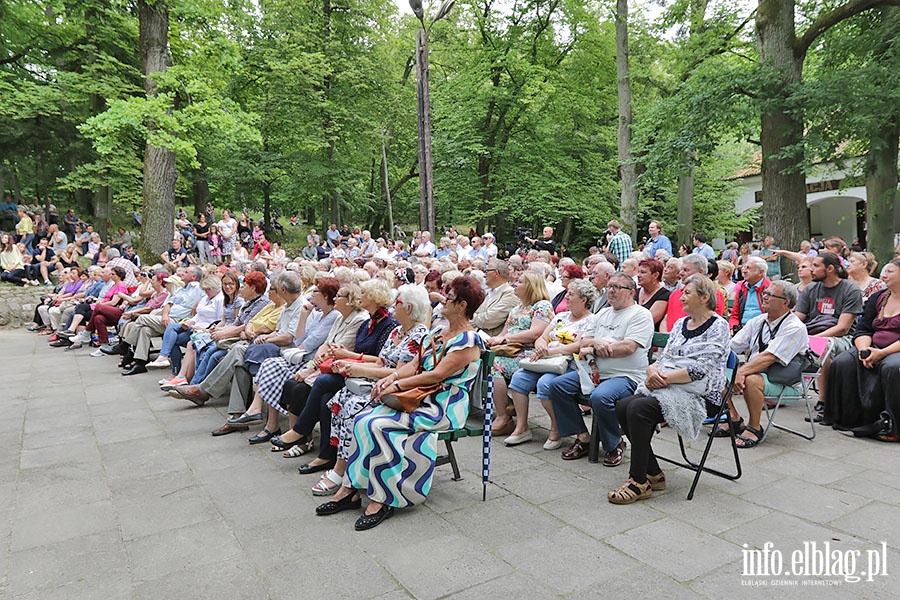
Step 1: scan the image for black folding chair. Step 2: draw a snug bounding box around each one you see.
[655,351,742,500]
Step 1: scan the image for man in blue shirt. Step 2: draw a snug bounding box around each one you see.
[643,220,672,259]
[760,235,782,279]
[692,233,716,260]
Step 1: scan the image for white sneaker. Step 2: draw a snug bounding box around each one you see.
[147,356,171,369]
[78,331,92,343]
[90,349,105,357]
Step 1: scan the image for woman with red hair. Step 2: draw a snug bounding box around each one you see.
[551,264,585,314]
[636,258,669,330]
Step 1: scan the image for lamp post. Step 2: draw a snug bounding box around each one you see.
[410,0,455,237]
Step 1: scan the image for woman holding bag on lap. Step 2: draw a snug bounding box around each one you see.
[315,276,485,531]
[506,278,597,448]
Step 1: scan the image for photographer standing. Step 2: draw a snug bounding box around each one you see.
[525,226,557,255]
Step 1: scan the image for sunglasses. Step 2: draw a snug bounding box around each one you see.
[762,291,787,300]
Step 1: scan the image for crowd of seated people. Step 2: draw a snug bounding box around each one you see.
[14,215,900,522]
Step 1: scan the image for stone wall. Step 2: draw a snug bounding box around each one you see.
[0,285,45,329]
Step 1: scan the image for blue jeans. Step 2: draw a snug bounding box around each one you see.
[548,371,637,452]
[21,233,34,254]
[160,322,192,358]
[192,346,226,385]
[509,366,572,399]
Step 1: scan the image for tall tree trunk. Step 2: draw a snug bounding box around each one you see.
[139,0,176,259]
[321,0,341,227]
[616,0,638,238]
[866,118,899,265]
[757,0,807,265]
[676,156,695,248]
[9,160,22,201]
[92,186,112,241]
[192,162,210,218]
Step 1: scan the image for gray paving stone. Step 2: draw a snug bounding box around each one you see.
[578,565,704,599]
[829,469,900,507]
[260,546,396,599]
[11,499,117,552]
[739,479,868,524]
[496,526,639,593]
[828,502,900,551]
[20,425,94,451]
[125,519,243,583]
[441,493,566,547]
[6,531,128,595]
[377,533,511,600]
[133,559,269,600]
[607,518,740,582]
[491,462,596,505]
[99,435,188,481]
[446,571,556,599]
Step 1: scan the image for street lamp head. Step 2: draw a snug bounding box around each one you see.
[435,0,456,21]
[409,0,424,20]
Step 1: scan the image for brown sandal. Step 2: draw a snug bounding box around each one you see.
[561,439,589,461]
[608,478,652,504]
[646,472,666,491]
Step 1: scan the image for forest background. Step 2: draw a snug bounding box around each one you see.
[0,0,897,262]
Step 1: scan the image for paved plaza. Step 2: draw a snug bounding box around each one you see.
[0,329,897,599]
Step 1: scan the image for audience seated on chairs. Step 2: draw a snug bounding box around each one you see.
[267,278,397,475]
[316,284,431,497]
[547,274,653,464]
[611,275,730,504]
[823,259,900,441]
[315,276,485,531]
[723,280,809,448]
[119,266,206,375]
[635,258,669,330]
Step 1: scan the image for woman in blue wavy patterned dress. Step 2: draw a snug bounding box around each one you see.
[316,276,485,530]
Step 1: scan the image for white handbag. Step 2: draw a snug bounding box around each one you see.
[520,355,570,375]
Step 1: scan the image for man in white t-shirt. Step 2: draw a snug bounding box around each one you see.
[483,232,498,258]
[547,273,654,464]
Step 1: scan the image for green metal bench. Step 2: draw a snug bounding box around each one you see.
[436,350,495,482]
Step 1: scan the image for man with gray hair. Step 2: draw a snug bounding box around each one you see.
[589,261,616,313]
[662,254,725,331]
[729,255,770,332]
[473,259,518,337]
[121,266,206,375]
[724,280,808,448]
[104,246,140,288]
[661,257,681,291]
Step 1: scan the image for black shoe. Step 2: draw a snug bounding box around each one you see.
[122,363,148,376]
[49,338,72,348]
[315,493,361,516]
[298,460,336,475]
[248,428,281,445]
[227,412,263,426]
[101,341,128,356]
[354,505,394,530]
[270,433,310,450]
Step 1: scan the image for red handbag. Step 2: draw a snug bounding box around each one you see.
[318,356,365,374]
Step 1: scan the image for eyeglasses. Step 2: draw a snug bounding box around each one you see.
[606,284,633,291]
[139,272,149,277]
[335,293,349,299]
[394,298,403,306]
[484,268,497,273]
[762,291,788,300]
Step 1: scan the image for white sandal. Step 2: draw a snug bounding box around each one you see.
[278,439,315,457]
[311,469,342,496]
